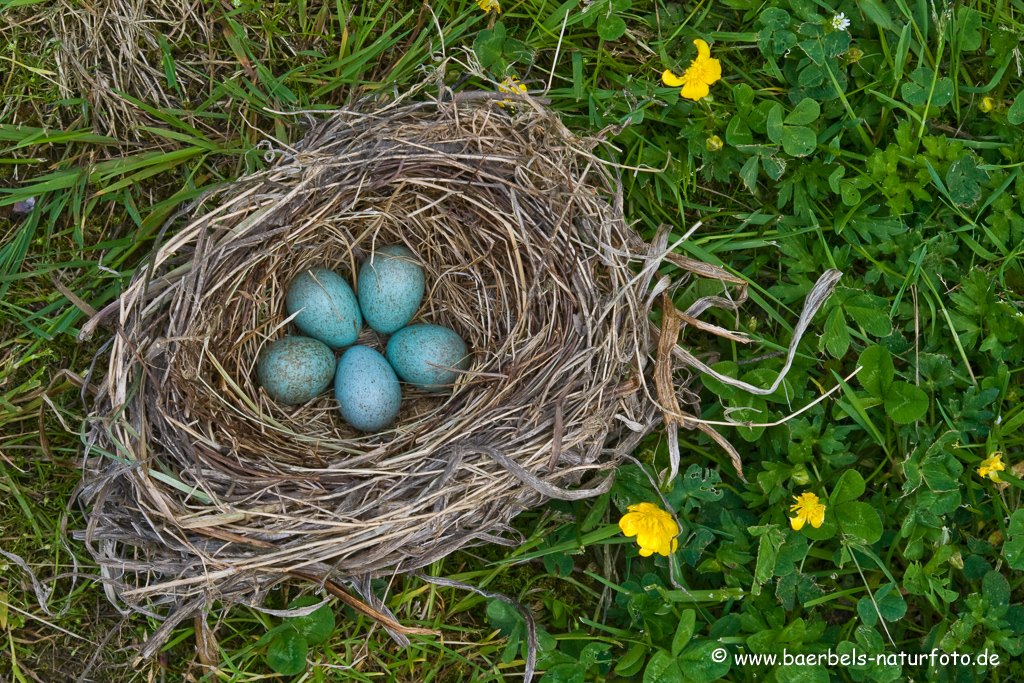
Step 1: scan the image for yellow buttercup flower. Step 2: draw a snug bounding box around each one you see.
[978,452,1005,481]
[789,492,826,531]
[979,97,996,113]
[706,135,723,151]
[662,39,722,101]
[497,75,528,108]
[619,502,679,557]
[476,0,500,13]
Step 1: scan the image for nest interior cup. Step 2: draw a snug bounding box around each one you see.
[77,95,662,639]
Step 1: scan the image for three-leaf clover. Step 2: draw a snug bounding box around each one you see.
[580,0,632,41]
[901,66,954,107]
[756,8,797,60]
[473,21,532,71]
[819,289,894,359]
[858,345,929,424]
[767,98,820,157]
[264,596,335,676]
[829,166,872,206]
[1009,91,1024,125]
[857,582,908,626]
[1003,510,1024,571]
[797,25,851,66]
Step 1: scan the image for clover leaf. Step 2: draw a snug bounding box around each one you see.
[797,30,850,65]
[265,626,308,676]
[759,6,791,30]
[473,21,506,69]
[856,345,927,423]
[263,596,335,675]
[828,166,872,206]
[757,8,797,59]
[901,66,954,107]
[857,582,908,626]
[884,382,929,424]
[473,21,532,73]
[286,595,335,646]
[597,14,627,41]
[1009,91,1024,125]
[857,345,894,399]
[837,501,883,543]
[582,0,631,41]
[956,7,983,51]
[1003,511,1024,571]
[766,100,819,157]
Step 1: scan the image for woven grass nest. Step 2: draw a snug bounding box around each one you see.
[76,91,839,655]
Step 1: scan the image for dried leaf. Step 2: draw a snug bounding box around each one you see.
[194,615,219,668]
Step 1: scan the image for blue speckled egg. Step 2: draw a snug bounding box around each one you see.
[386,324,470,392]
[257,336,336,405]
[357,245,425,334]
[334,346,402,432]
[286,267,362,348]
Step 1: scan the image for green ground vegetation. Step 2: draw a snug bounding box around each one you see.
[2,0,1024,680]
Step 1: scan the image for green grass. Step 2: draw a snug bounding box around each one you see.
[3,0,1024,680]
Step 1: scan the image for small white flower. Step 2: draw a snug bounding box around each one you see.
[831,12,851,31]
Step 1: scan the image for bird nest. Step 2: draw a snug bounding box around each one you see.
[75,92,838,655]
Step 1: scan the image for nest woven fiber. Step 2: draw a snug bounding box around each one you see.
[77,93,678,639]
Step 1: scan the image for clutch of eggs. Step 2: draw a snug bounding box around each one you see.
[257,247,470,432]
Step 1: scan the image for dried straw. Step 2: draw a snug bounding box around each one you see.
[3,0,214,136]
[74,91,839,659]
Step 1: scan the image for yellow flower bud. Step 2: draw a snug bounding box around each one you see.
[706,135,723,152]
[790,465,811,486]
[978,451,1005,481]
[843,47,864,65]
[979,97,996,113]
[948,550,963,570]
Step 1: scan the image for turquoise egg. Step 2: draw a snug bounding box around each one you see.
[357,245,425,334]
[386,324,470,391]
[286,267,362,348]
[257,336,336,405]
[334,346,402,432]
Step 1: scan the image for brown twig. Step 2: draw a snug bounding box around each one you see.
[290,571,440,637]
